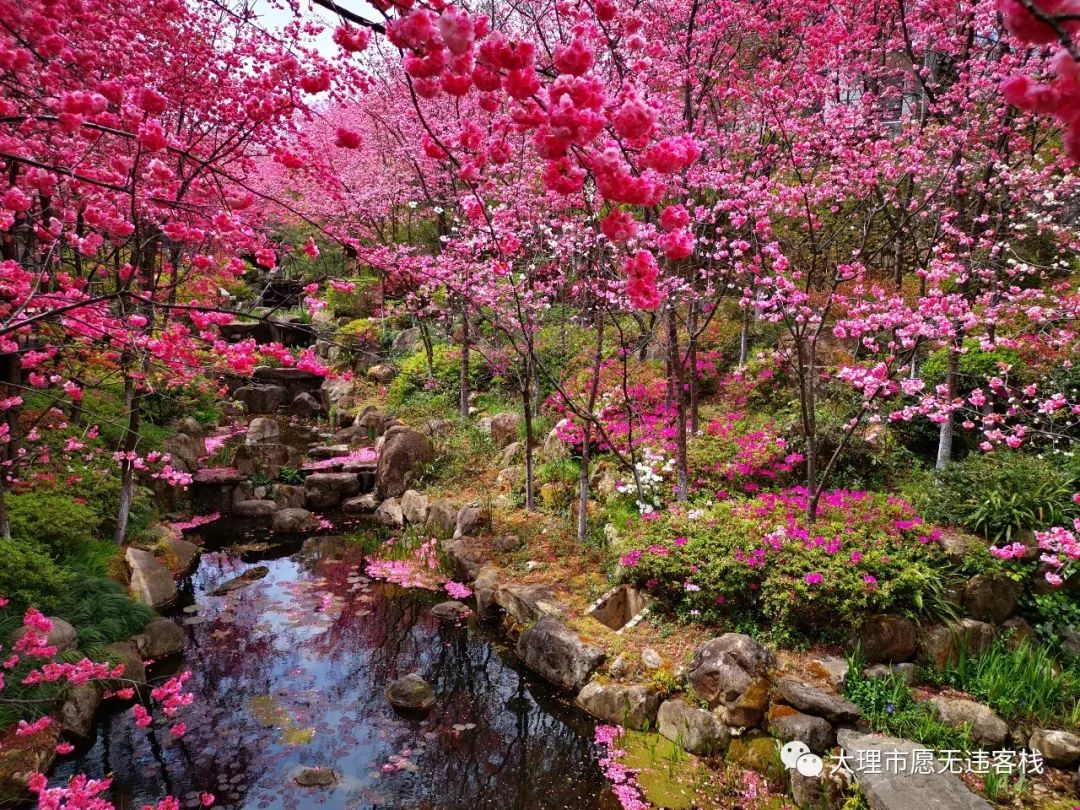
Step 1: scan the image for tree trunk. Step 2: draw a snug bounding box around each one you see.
[688,302,700,434]
[521,358,535,511]
[666,308,689,502]
[739,308,751,367]
[936,337,960,470]
[114,373,140,544]
[459,301,470,419]
[802,338,820,523]
[577,421,590,544]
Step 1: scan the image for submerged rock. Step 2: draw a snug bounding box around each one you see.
[385,673,436,714]
[272,508,318,534]
[210,566,270,596]
[295,767,339,787]
[431,601,472,622]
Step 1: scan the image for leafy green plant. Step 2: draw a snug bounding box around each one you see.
[0,539,74,612]
[388,344,491,409]
[279,467,304,485]
[6,490,98,556]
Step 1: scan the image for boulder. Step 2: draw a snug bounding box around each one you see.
[641,648,663,670]
[245,417,281,445]
[291,392,323,418]
[810,656,850,690]
[1028,729,1080,768]
[837,729,994,810]
[919,619,994,670]
[125,547,177,609]
[442,536,488,581]
[500,441,523,467]
[343,493,378,514]
[234,383,287,415]
[424,501,457,539]
[130,617,185,661]
[164,536,201,575]
[656,698,730,756]
[400,490,429,526]
[272,508,318,534]
[927,697,1008,748]
[385,673,435,714]
[177,416,206,441]
[374,498,404,529]
[309,444,350,460]
[232,442,301,478]
[355,407,397,438]
[391,326,421,354]
[488,413,521,448]
[856,614,918,664]
[863,663,917,684]
[454,504,489,538]
[431,601,472,622]
[790,771,829,810]
[575,683,661,731]
[542,424,571,460]
[104,640,145,684]
[209,565,270,595]
[725,734,785,781]
[376,427,434,499]
[474,565,501,617]
[233,499,278,518]
[773,676,861,724]
[515,617,605,692]
[320,377,360,413]
[367,364,397,384]
[962,574,1022,624]
[687,634,774,727]
[59,683,102,738]
[273,484,306,509]
[304,472,361,509]
[494,583,563,625]
[163,432,201,471]
[767,705,835,753]
[295,767,339,788]
[14,617,77,654]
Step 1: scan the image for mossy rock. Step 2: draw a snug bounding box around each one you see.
[725,734,786,783]
[618,731,701,809]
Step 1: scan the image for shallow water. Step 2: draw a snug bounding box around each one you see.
[55,534,612,810]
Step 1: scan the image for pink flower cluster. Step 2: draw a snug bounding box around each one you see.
[594,725,649,810]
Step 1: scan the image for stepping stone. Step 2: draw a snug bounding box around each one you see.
[836,730,993,810]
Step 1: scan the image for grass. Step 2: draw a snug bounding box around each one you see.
[922,637,1080,729]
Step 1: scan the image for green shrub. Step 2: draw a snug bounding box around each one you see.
[921,339,1022,394]
[52,577,154,650]
[6,490,99,556]
[388,344,490,409]
[906,451,1076,543]
[0,539,73,612]
[618,491,955,646]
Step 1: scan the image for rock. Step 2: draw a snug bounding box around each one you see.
[1061,626,1080,660]
[864,663,917,684]
[291,392,323,418]
[493,534,524,553]
[343,493,378,514]
[14,617,77,653]
[791,771,828,810]
[525,560,544,572]
[938,532,969,562]
[245,416,281,445]
[542,424,571,460]
[234,383,288,414]
[837,729,994,810]
[309,444,350,460]
[164,536,201,575]
[164,432,202,472]
[515,617,605,692]
[130,617,185,661]
[272,507,318,534]
[233,499,278,518]
[962,574,1022,624]
[295,767,339,787]
[773,676,861,724]
[431,601,472,622]
[474,565,501,617]
[355,407,397,438]
[0,727,59,803]
[856,614,918,664]
[442,536,488,581]
[608,654,635,679]
[656,698,730,756]
[1028,729,1080,768]
[304,472,361,509]
[1002,616,1034,645]
[575,683,661,731]
[125,547,178,609]
[488,413,521,448]
[725,734,785,781]
[320,377,360,413]
[641,648,663,670]
[810,656,850,689]
[424,501,457,539]
[376,428,434,499]
[209,566,270,595]
[367,364,397,384]
[385,673,436,713]
[494,583,563,625]
[400,490,429,525]
[392,326,421,354]
[767,705,835,753]
[374,498,404,529]
[104,640,145,684]
[927,697,1008,748]
[687,634,775,727]
[177,416,206,440]
[500,441,522,467]
[454,504,489,538]
[232,443,301,478]
[59,684,102,738]
[919,619,994,670]
[274,484,306,509]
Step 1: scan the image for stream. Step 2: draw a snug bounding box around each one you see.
[54,529,614,809]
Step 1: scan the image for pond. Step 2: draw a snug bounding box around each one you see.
[54,532,614,809]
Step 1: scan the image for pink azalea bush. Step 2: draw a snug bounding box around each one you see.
[618,489,951,644]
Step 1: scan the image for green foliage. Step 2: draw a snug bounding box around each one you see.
[6,490,98,556]
[0,538,73,612]
[388,344,490,409]
[921,340,1022,394]
[51,577,154,649]
[414,420,494,486]
[922,637,1080,727]
[844,662,972,751]
[906,452,1076,543]
[279,466,304,485]
[1027,589,1080,652]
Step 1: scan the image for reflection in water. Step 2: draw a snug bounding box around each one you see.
[54,537,612,809]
